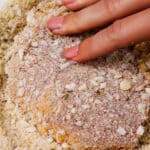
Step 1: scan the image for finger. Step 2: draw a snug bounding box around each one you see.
[63,9,150,62]
[48,0,150,35]
[61,0,99,10]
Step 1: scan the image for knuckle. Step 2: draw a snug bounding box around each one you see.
[146,8,150,14]
[106,20,124,44]
[65,13,82,33]
[102,0,122,14]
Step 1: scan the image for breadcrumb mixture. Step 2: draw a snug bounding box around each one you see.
[0,0,150,150]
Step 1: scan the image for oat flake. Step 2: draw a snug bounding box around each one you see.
[120,79,131,91]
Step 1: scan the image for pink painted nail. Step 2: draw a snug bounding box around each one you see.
[47,16,64,31]
[63,45,79,59]
[61,0,76,5]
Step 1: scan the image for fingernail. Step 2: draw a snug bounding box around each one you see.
[61,0,76,5]
[63,45,79,59]
[47,16,64,31]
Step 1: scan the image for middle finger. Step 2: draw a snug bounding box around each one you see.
[48,0,150,35]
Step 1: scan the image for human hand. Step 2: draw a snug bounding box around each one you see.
[47,0,150,62]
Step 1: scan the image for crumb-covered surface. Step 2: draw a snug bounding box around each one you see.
[0,0,150,150]
[4,0,150,149]
[0,0,41,54]
[0,0,67,150]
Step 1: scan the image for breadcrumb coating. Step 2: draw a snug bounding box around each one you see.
[5,0,150,149]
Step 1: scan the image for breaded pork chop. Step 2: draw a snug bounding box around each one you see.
[6,0,150,149]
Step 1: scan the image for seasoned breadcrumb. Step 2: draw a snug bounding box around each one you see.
[5,0,150,149]
[0,0,149,150]
[0,0,41,53]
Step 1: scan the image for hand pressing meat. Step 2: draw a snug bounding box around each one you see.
[48,0,150,62]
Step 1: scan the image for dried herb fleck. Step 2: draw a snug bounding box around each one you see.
[63,94,69,100]
[96,89,101,95]
[126,96,130,101]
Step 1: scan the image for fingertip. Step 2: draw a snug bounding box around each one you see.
[63,45,87,62]
[61,0,76,5]
[63,45,79,59]
[61,0,77,9]
[47,16,64,32]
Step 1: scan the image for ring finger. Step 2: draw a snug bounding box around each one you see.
[61,0,99,10]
